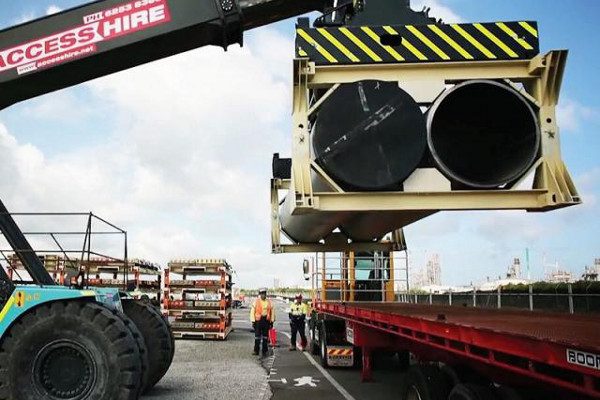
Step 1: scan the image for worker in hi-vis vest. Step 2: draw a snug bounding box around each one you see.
[288,294,308,351]
[250,288,275,356]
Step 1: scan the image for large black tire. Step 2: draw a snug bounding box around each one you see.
[142,299,175,365]
[495,386,523,400]
[118,308,149,396]
[400,365,453,400]
[123,300,174,392]
[449,383,500,400]
[309,326,320,355]
[156,307,175,366]
[0,300,143,400]
[319,325,329,368]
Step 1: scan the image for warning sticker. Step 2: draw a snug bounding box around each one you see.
[15,291,25,307]
[0,0,171,76]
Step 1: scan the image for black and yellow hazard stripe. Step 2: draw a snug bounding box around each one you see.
[296,21,539,65]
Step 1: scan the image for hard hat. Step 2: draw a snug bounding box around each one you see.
[258,287,267,293]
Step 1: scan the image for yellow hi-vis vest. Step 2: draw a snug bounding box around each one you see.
[290,302,308,317]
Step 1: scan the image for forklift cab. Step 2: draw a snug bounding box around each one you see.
[353,252,391,302]
[318,251,395,302]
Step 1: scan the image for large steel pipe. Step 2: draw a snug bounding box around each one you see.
[313,80,427,191]
[279,80,426,243]
[279,196,349,244]
[427,80,540,189]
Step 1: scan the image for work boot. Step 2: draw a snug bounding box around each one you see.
[252,350,259,355]
[289,346,297,351]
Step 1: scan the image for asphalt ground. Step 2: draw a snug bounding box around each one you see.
[142,299,402,400]
[141,325,271,400]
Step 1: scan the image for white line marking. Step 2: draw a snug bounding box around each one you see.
[280,331,357,400]
[268,378,288,384]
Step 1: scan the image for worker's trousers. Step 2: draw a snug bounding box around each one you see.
[290,318,306,348]
[254,317,270,355]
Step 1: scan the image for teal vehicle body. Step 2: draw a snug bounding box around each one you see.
[0,285,121,337]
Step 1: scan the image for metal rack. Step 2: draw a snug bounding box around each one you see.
[83,258,161,300]
[0,211,161,299]
[162,259,233,340]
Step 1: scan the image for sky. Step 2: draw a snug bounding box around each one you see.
[0,0,598,288]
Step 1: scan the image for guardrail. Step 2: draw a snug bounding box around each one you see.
[398,285,600,315]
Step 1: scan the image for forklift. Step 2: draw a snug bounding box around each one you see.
[0,200,175,399]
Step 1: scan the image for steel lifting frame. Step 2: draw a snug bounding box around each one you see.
[271,50,581,253]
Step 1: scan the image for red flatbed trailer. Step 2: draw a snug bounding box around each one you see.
[316,301,600,399]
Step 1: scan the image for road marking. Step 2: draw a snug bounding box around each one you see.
[280,331,357,400]
[294,376,320,387]
[268,378,288,384]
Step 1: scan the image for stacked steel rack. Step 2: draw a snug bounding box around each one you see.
[5,254,161,300]
[83,258,161,300]
[162,259,233,340]
[5,254,76,285]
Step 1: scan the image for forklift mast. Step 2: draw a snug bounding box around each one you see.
[0,0,357,306]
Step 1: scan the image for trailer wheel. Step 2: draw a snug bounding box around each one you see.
[309,326,319,355]
[495,386,522,400]
[123,299,174,392]
[449,383,499,400]
[319,326,329,367]
[400,365,452,400]
[353,346,362,369]
[397,350,410,370]
[0,300,143,400]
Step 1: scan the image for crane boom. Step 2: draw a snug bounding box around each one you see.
[0,0,341,110]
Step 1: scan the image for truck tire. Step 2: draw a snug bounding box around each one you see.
[400,365,452,400]
[123,299,174,392]
[449,383,499,400]
[353,346,362,369]
[309,326,319,355]
[495,386,522,400]
[0,300,143,400]
[397,350,410,370]
[319,326,329,368]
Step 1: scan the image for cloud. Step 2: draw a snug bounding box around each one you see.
[13,12,36,25]
[46,5,62,15]
[557,98,599,132]
[411,0,464,23]
[21,91,96,123]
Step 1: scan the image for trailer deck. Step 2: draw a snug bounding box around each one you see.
[317,301,600,399]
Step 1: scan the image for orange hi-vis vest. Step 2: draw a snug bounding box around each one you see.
[253,299,274,322]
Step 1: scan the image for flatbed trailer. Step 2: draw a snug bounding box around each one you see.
[314,301,600,399]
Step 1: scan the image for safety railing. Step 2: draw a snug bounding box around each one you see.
[309,253,409,303]
[0,212,129,288]
[398,285,600,315]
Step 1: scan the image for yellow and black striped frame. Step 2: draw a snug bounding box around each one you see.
[296,21,539,65]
